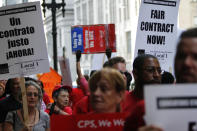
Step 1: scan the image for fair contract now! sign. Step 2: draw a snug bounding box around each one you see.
[134,0,180,73]
[0,2,49,79]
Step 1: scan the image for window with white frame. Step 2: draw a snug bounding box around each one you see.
[82,3,87,25]
[98,0,103,23]
[194,16,197,26]
[126,31,131,54]
[76,6,81,24]
[89,0,94,24]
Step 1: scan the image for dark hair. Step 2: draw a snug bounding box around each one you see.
[180,28,197,39]
[103,61,110,68]
[108,56,126,67]
[4,78,19,95]
[52,87,70,98]
[90,70,97,77]
[161,71,175,84]
[124,71,132,91]
[84,75,89,81]
[133,54,157,72]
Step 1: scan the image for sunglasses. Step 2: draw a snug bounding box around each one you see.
[27,92,39,97]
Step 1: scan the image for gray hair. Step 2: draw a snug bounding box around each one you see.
[25,81,43,109]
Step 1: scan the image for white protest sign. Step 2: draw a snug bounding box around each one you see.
[145,84,197,131]
[0,2,50,80]
[134,0,180,73]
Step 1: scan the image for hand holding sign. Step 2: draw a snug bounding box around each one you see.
[76,50,81,62]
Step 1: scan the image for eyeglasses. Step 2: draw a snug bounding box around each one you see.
[143,66,163,74]
[27,92,38,97]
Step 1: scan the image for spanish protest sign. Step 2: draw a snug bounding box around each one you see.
[134,0,180,73]
[145,84,197,131]
[0,1,50,80]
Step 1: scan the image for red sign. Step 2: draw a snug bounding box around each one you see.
[51,113,126,131]
[71,24,116,54]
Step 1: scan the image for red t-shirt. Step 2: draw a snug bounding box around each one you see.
[121,91,142,117]
[70,77,89,109]
[73,95,94,114]
[123,100,145,131]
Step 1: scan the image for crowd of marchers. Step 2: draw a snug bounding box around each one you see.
[0,27,196,131]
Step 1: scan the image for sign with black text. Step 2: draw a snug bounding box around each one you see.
[145,84,197,131]
[134,0,180,73]
[0,2,49,79]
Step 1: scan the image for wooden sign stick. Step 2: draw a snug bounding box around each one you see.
[20,77,29,126]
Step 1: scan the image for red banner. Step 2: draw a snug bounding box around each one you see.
[71,24,116,54]
[51,113,126,131]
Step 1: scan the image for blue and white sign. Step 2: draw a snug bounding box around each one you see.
[71,27,84,53]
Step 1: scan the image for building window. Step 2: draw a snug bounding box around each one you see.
[82,3,87,25]
[76,6,81,24]
[89,0,94,24]
[119,8,121,23]
[98,0,103,23]
[126,31,131,54]
[110,0,116,23]
[126,0,130,20]
[194,16,197,26]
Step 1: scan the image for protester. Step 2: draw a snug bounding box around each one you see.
[70,50,89,110]
[25,77,48,111]
[0,78,22,131]
[122,54,162,117]
[124,28,197,131]
[108,56,132,91]
[46,85,72,115]
[4,81,50,131]
[161,71,175,84]
[73,49,117,114]
[89,68,126,113]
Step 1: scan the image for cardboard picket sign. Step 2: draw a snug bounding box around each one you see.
[59,56,72,87]
[0,2,50,125]
[71,24,116,54]
[134,0,180,73]
[51,113,126,131]
[0,2,50,80]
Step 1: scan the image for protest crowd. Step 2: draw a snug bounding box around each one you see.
[0,1,197,131]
